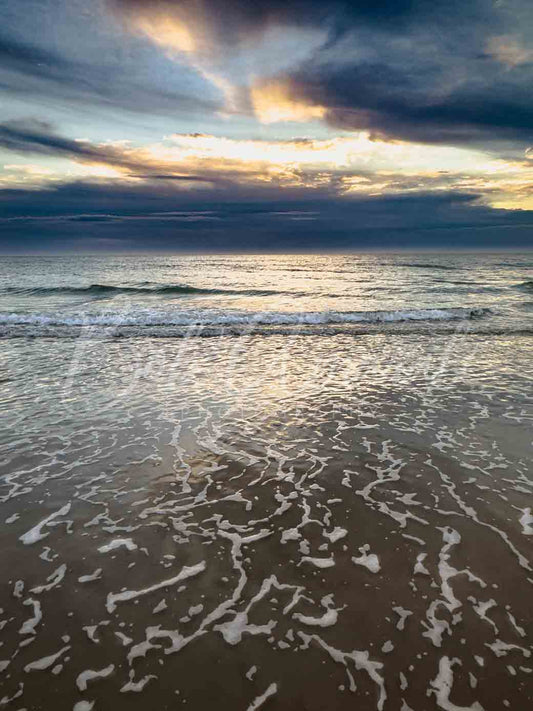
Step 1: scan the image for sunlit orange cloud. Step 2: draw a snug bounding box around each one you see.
[143,134,533,207]
[113,6,245,108]
[109,4,328,117]
[6,132,532,208]
[158,133,503,174]
[251,81,326,124]
[108,0,202,54]
[134,14,196,53]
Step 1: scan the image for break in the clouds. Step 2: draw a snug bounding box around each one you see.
[0,0,532,251]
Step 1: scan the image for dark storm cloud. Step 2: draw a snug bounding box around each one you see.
[1,178,532,252]
[108,0,416,43]
[284,59,533,145]
[4,1,532,145]
[268,0,533,145]
[107,0,533,145]
[108,0,503,46]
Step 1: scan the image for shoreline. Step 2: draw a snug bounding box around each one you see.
[1,333,531,710]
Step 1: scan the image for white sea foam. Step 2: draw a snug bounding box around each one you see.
[24,646,70,672]
[76,664,115,691]
[246,666,257,680]
[323,527,348,543]
[0,306,491,329]
[106,561,206,613]
[352,545,381,573]
[98,538,138,553]
[30,564,67,593]
[293,608,339,628]
[78,569,102,583]
[429,657,485,711]
[518,508,533,535]
[300,556,336,569]
[246,683,278,711]
[19,599,42,635]
[19,504,71,545]
[120,672,157,693]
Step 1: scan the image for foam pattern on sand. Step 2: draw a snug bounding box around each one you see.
[0,333,531,710]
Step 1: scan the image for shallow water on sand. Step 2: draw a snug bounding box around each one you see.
[0,332,531,710]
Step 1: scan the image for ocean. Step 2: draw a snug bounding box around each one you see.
[0,252,532,337]
[0,253,532,710]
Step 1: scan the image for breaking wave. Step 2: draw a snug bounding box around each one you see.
[0,306,491,329]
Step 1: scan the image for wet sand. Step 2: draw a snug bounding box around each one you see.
[0,334,532,710]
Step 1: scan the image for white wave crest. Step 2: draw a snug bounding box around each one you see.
[0,307,491,328]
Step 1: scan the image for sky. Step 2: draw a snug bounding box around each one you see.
[1,0,532,252]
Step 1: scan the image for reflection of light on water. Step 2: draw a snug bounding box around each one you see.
[6,252,530,335]
[1,329,532,709]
